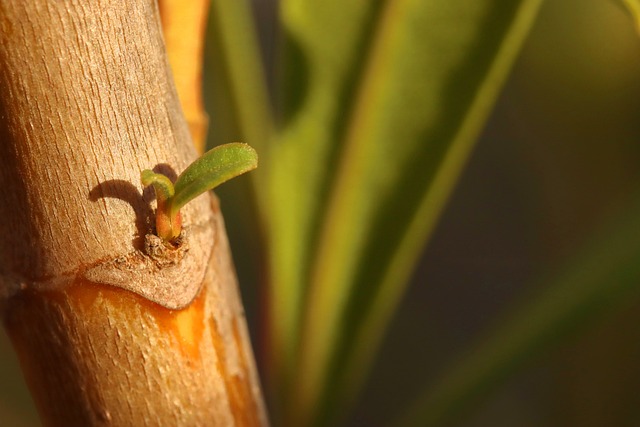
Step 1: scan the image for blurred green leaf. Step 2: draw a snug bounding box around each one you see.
[265,0,386,413]
[398,193,640,427]
[278,0,544,425]
[622,0,640,34]
[203,1,271,366]
[204,0,273,292]
[0,330,38,427]
[207,0,273,157]
[329,0,545,417]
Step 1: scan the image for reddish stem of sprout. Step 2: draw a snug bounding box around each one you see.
[155,198,182,242]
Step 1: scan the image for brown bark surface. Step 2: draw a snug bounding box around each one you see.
[0,0,267,425]
[5,201,265,426]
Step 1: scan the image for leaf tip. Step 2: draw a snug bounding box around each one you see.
[140,169,155,186]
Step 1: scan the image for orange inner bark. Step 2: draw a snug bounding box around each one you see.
[68,279,206,362]
[210,316,262,427]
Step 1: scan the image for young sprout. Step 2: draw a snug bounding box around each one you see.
[141,143,258,243]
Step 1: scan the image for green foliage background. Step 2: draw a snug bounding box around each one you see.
[211,0,640,425]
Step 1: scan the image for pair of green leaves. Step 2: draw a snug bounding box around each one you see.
[141,143,257,241]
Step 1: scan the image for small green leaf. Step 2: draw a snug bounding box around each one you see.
[141,143,257,242]
[171,143,258,217]
[141,169,175,202]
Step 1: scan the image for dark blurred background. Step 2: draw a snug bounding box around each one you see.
[2,0,640,425]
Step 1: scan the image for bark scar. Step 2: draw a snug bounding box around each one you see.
[82,215,215,310]
[81,170,216,309]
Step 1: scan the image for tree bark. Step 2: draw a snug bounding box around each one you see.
[0,0,267,425]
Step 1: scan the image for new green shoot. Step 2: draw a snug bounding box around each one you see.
[141,143,258,242]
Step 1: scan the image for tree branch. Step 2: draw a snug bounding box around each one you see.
[0,0,267,425]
